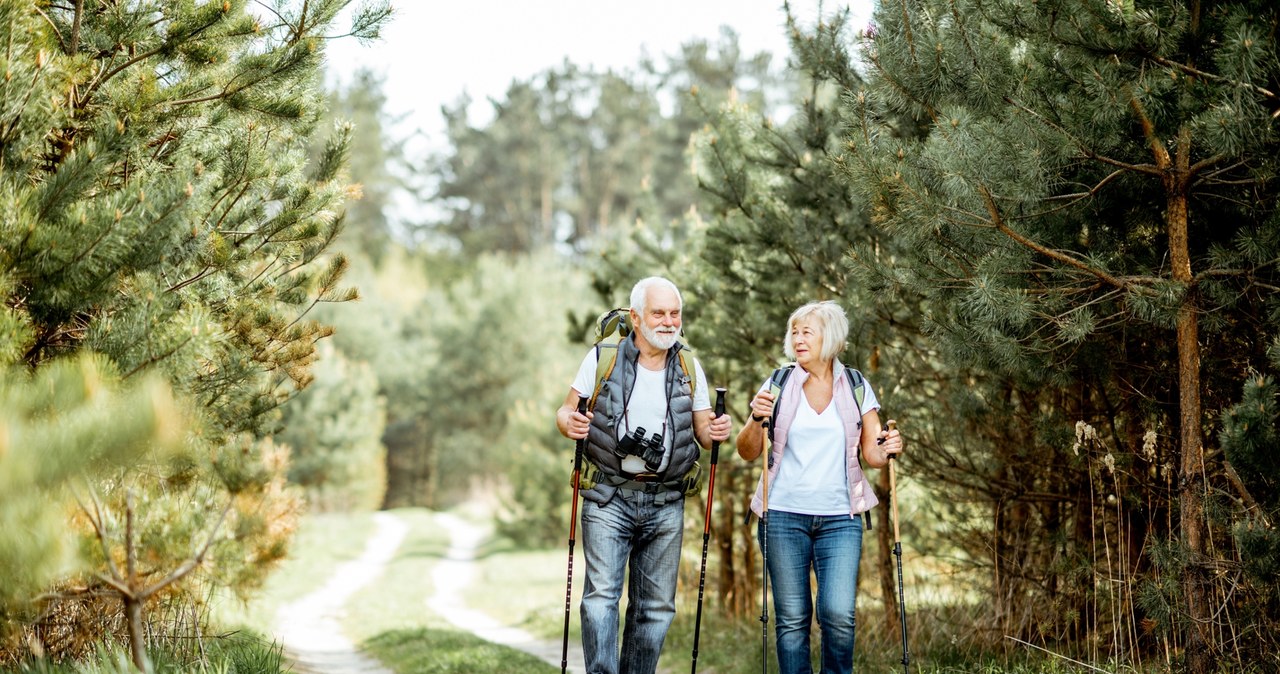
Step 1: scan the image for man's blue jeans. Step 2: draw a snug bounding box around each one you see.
[580,489,684,674]
[759,510,863,674]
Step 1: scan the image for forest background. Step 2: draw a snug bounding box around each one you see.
[1,1,1278,673]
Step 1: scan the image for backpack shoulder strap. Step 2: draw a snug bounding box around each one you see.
[844,367,866,412]
[590,343,619,411]
[593,343,697,412]
[766,365,795,442]
[677,349,697,400]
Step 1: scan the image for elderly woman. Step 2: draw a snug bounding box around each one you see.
[736,300,904,674]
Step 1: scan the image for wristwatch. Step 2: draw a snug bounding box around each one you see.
[751,413,767,423]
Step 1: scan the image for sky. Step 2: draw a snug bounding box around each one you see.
[324,1,876,149]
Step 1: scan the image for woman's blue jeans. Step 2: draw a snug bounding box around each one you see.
[580,488,684,674]
[759,510,863,674]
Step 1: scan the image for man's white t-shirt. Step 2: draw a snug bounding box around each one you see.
[572,348,711,474]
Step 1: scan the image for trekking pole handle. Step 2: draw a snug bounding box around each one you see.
[573,396,588,466]
[710,388,726,463]
[877,419,898,454]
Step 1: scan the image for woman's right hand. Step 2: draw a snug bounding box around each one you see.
[749,390,776,424]
[737,389,774,460]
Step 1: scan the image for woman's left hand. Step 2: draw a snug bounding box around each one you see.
[878,421,904,461]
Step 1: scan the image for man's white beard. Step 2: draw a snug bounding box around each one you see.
[642,323,679,350]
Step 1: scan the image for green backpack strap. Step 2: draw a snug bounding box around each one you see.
[590,343,619,411]
[588,308,631,411]
[765,365,795,444]
[845,367,866,412]
[677,350,697,401]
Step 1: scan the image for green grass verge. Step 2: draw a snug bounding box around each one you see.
[362,628,558,674]
[2,630,286,674]
[469,542,581,640]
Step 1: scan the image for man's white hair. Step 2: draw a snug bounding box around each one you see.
[629,276,683,314]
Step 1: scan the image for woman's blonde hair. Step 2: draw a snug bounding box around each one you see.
[783,301,848,363]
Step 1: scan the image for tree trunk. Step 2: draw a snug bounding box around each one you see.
[875,469,897,635]
[125,594,149,673]
[1166,127,1212,673]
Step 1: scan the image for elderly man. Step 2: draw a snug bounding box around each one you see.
[556,276,732,674]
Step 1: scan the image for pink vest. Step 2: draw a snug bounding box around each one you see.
[748,360,879,519]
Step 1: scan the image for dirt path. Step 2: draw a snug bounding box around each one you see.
[274,511,407,674]
[427,512,586,673]
[273,509,584,674]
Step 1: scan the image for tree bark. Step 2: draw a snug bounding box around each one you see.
[1166,126,1212,673]
[875,469,898,635]
[125,594,148,673]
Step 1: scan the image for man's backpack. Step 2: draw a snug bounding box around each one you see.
[765,363,873,529]
[588,307,696,410]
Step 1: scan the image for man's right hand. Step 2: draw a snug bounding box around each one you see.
[565,407,593,440]
[558,390,594,440]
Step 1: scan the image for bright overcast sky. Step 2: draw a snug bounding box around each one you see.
[325,1,876,147]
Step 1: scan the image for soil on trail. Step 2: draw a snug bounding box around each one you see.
[275,511,406,674]
[273,510,584,673]
[427,511,585,673]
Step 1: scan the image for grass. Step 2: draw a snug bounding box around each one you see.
[15,504,1184,674]
[2,631,286,674]
[340,507,563,673]
[469,540,582,640]
[362,628,558,674]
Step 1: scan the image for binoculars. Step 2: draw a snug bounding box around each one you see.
[617,427,665,472]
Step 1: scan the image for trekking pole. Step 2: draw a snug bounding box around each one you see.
[561,396,588,674]
[690,387,727,673]
[882,420,910,674]
[759,419,772,673]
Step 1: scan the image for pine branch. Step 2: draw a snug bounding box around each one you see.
[76,487,125,586]
[0,62,48,175]
[978,184,1132,292]
[897,0,918,63]
[121,336,195,381]
[1147,54,1280,103]
[869,52,939,122]
[1043,169,1126,202]
[79,9,233,110]
[1004,96,1161,177]
[135,501,232,602]
[32,5,67,53]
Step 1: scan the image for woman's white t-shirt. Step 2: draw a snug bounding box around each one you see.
[768,396,851,515]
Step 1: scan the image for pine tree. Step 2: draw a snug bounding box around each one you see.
[841,0,1280,669]
[0,0,389,666]
[0,356,184,627]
